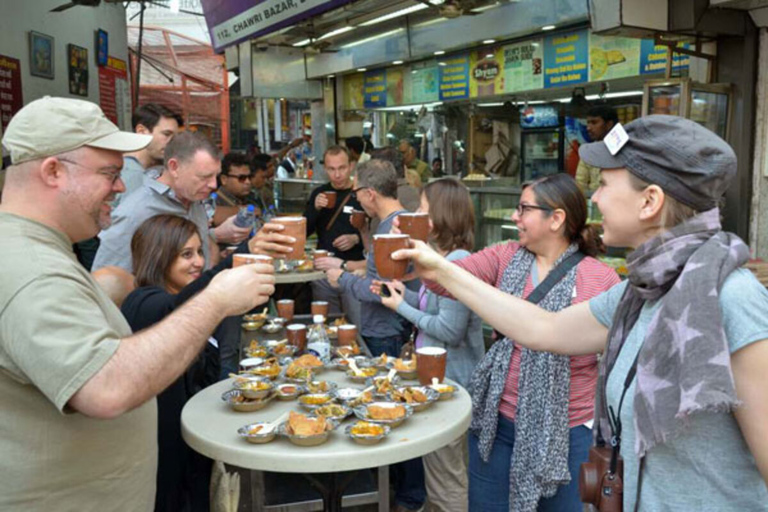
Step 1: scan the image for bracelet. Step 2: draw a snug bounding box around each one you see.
[341,261,348,271]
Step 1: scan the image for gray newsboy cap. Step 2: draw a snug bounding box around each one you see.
[579,115,736,211]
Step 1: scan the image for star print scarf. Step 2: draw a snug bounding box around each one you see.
[595,208,750,457]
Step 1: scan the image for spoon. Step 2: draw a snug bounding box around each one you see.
[260,411,289,434]
[349,359,362,375]
[432,377,439,387]
[387,369,397,381]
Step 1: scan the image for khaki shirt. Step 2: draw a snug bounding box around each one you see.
[408,158,432,184]
[575,160,601,193]
[0,213,156,511]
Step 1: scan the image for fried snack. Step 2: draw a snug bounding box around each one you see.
[349,390,374,407]
[351,367,377,378]
[249,359,281,378]
[240,380,271,391]
[392,387,428,404]
[337,344,360,357]
[273,344,293,356]
[350,421,385,437]
[368,404,406,421]
[393,358,416,371]
[374,377,395,395]
[295,354,323,368]
[333,317,348,327]
[286,362,312,380]
[315,404,347,417]
[288,411,327,436]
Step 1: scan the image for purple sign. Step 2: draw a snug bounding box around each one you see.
[201,0,355,53]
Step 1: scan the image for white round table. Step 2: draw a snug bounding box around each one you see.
[181,371,471,510]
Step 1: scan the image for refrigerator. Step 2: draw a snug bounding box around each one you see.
[519,105,564,182]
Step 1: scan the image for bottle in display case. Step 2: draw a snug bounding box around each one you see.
[642,78,731,139]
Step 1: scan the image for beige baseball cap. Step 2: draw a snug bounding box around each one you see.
[2,96,151,165]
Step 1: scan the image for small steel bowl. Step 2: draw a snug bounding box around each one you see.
[304,380,338,395]
[332,387,362,403]
[275,383,303,401]
[346,367,379,383]
[221,389,275,412]
[243,313,268,323]
[312,403,352,422]
[297,393,335,411]
[365,375,401,398]
[387,386,440,412]
[353,402,414,428]
[330,356,371,371]
[232,376,274,400]
[242,320,266,331]
[345,421,391,446]
[238,422,278,444]
[429,383,457,401]
[278,418,338,447]
[261,323,282,334]
[270,344,298,357]
[386,361,418,381]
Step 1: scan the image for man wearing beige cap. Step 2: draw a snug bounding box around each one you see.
[0,97,276,511]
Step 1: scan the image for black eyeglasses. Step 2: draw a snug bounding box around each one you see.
[351,186,369,196]
[515,203,553,216]
[225,174,252,183]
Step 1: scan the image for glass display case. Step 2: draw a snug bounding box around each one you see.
[465,178,522,250]
[274,178,325,215]
[521,129,562,181]
[642,78,732,139]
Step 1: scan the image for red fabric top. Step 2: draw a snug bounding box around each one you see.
[429,241,621,426]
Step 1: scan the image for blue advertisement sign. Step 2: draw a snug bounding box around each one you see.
[639,40,691,75]
[520,105,560,129]
[439,55,469,101]
[363,70,387,108]
[543,29,589,89]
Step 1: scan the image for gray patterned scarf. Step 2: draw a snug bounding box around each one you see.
[595,208,749,457]
[469,244,579,511]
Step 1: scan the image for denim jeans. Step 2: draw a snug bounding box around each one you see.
[363,334,407,358]
[468,416,592,512]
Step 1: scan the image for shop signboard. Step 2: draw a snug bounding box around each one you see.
[405,65,439,104]
[502,39,544,93]
[639,40,691,74]
[588,33,642,82]
[201,0,356,53]
[0,55,23,132]
[98,56,131,130]
[386,67,404,106]
[543,29,589,89]
[342,73,364,110]
[469,47,504,98]
[439,55,469,101]
[363,70,387,108]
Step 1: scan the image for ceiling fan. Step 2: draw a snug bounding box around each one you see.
[413,0,483,18]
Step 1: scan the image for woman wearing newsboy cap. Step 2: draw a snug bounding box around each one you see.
[396,116,768,511]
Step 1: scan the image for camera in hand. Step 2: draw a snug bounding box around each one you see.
[579,445,624,512]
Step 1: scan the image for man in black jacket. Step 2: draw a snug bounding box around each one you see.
[304,146,364,325]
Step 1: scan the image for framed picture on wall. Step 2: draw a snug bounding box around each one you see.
[95,29,108,67]
[68,44,89,97]
[28,31,54,79]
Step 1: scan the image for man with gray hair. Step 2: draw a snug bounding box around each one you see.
[0,97,275,510]
[325,159,426,512]
[93,131,251,272]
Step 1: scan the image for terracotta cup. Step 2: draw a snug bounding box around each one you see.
[416,346,447,385]
[373,234,410,279]
[233,254,273,268]
[350,210,367,230]
[337,324,358,346]
[313,249,329,260]
[397,213,430,243]
[276,299,295,322]
[272,216,307,260]
[311,301,329,317]
[286,324,307,353]
[324,191,337,209]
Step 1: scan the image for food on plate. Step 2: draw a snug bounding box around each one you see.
[332,317,348,327]
[368,404,406,421]
[278,385,297,394]
[373,377,395,395]
[238,380,271,392]
[286,362,312,380]
[299,394,332,406]
[295,259,314,272]
[391,387,428,404]
[337,344,360,357]
[272,344,294,356]
[350,421,385,437]
[248,358,281,378]
[307,381,332,393]
[288,411,327,436]
[315,404,348,418]
[431,384,456,394]
[349,390,374,407]
[248,425,264,435]
[349,367,377,378]
[393,358,416,371]
[294,354,323,368]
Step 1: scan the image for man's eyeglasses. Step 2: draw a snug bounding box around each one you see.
[225,174,252,183]
[351,186,369,197]
[58,158,123,185]
[515,203,553,216]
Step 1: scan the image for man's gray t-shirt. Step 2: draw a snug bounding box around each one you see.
[93,176,210,272]
[113,156,146,207]
[589,269,768,511]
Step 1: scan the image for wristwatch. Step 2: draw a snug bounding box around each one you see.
[341,261,348,271]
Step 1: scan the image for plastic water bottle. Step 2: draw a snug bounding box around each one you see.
[203,193,217,222]
[262,205,276,223]
[306,314,331,364]
[234,204,255,228]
